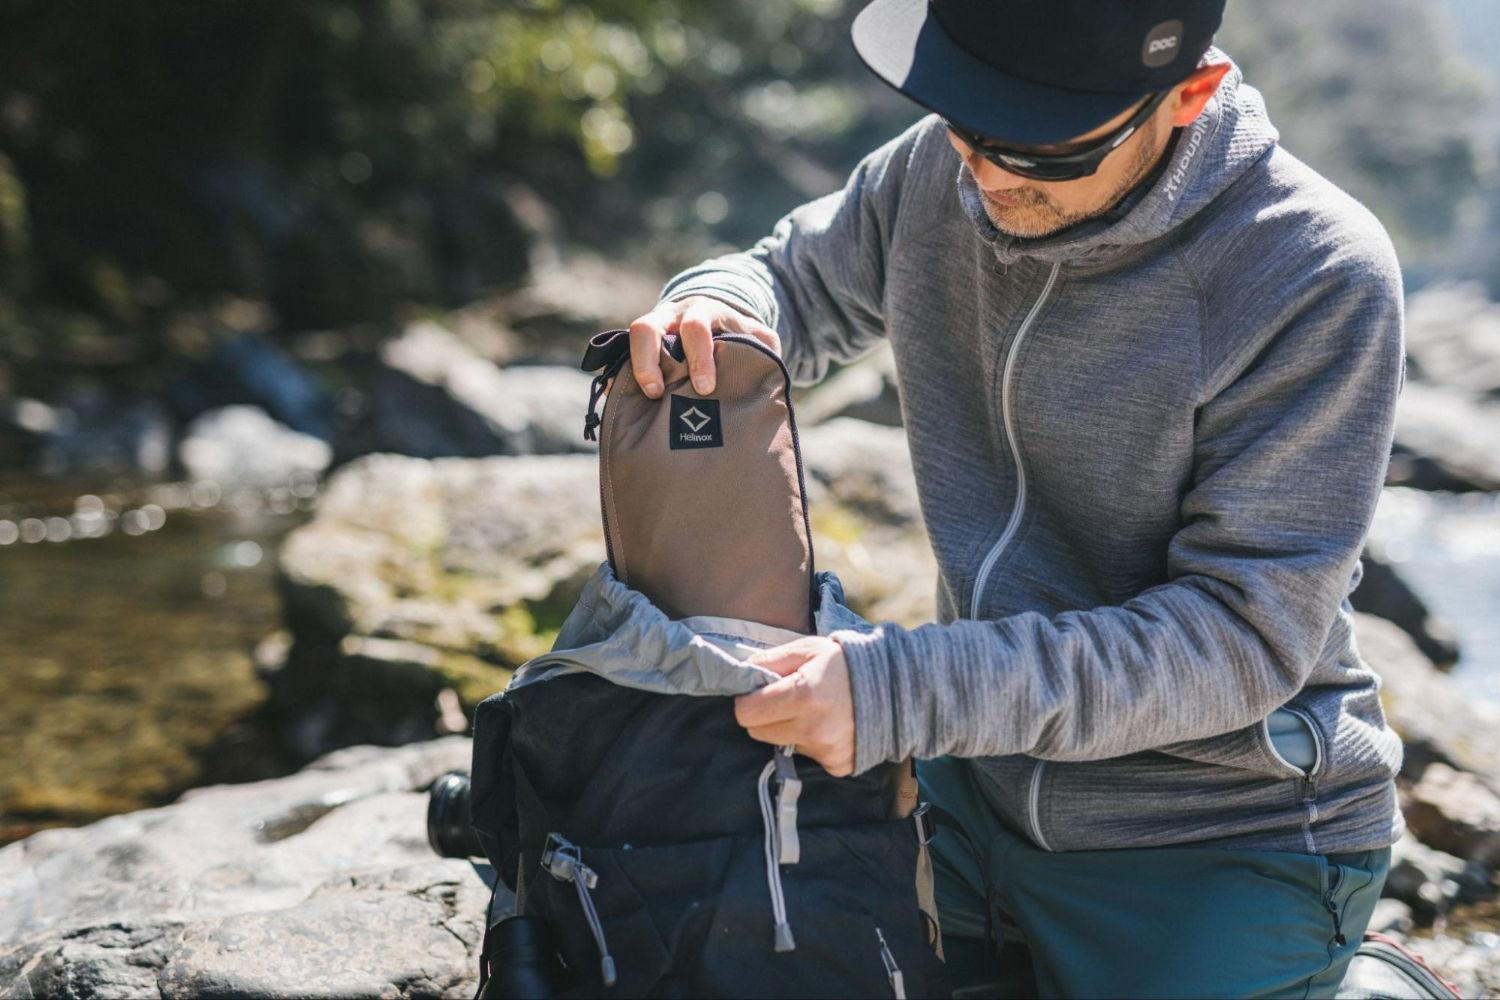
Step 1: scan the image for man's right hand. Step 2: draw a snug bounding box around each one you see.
[627,296,781,399]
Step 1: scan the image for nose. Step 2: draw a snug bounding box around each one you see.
[972,159,1029,192]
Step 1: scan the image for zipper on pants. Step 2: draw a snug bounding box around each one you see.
[969,261,1061,619]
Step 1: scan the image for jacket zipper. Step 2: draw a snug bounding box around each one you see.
[1280,705,1325,805]
[972,262,1061,853]
[1026,759,1053,851]
[969,261,1061,619]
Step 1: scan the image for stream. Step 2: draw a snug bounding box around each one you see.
[2,479,1497,851]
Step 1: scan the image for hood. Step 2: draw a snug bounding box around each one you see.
[505,560,874,697]
[958,49,1279,268]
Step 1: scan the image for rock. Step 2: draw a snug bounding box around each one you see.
[1,386,172,477]
[1383,833,1497,923]
[1368,897,1414,935]
[795,344,903,427]
[1352,542,1460,669]
[1354,613,1500,784]
[178,405,332,487]
[1390,381,1500,492]
[168,332,335,441]
[496,253,665,360]
[1404,283,1500,398]
[0,739,499,1000]
[1378,927,1500,1000]
[800,419,937,627]
[339,321,598,461]
[1404,764,1500,869]
[274,453,602,755]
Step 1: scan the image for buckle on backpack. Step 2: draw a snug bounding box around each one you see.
[913,801,937,845]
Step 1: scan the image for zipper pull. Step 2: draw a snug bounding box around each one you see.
[1324,865,1346,947]
[877,927,906,999]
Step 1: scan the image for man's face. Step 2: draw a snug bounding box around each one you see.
[947,96,1171,239]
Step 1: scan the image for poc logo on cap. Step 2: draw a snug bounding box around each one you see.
[669,394,723,450]
[1142,20,1183,68]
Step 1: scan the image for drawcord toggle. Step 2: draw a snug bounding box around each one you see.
[541,833,617,987]
[582,355,628,442]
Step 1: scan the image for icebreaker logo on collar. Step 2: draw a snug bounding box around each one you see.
[669,394,723,449]
[1162,116,1208,202]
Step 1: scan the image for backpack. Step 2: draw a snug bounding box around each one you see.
[468,329,949,998]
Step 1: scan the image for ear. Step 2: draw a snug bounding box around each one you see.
[1169,62,1231,128]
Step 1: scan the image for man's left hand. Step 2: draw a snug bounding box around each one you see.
[734,635,856,777]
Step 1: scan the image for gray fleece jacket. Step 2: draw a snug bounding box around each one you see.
[656,54,1406,856]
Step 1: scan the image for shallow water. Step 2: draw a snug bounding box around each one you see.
[1369,488,1500,704]
[0,475,310,845]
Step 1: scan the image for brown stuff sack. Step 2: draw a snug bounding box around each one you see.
[580,327,815,634]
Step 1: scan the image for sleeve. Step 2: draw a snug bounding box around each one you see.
[830,246,1407,775]
[655,117,930,387]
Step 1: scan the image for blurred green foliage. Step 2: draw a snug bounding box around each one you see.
[0,0,1492,377]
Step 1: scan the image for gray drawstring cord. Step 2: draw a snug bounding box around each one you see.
[757,745,801,951]
[541,833,617,988]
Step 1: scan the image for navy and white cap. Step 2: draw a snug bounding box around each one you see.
[851,0,1227,146]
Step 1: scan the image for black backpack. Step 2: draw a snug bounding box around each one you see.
[466,329,949,998]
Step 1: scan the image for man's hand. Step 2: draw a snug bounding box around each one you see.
[734,635,856,777]
[627,296,781,399]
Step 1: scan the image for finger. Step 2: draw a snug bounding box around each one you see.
[745,721,804,747]
[744,636,825,677]
[628,305,677,399]
[677,305,717,395]
[733,674,807,728]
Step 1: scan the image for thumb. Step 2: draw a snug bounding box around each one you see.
[744,636,824,677]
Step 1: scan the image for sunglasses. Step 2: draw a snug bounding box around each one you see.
[942,90,1169,182]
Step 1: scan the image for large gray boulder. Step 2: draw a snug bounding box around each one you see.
[272,453,604,756]
[0,739,497,999]
[340,321,598,462]
[178,405,332,487]
[1355,612,1500,785]
[799,418,937,627]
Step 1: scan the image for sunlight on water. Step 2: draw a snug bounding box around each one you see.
[1370,488,1500,704]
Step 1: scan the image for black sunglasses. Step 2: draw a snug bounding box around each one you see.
[943,90,1169,182]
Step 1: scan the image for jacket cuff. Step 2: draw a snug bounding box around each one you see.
[831,626,898,775]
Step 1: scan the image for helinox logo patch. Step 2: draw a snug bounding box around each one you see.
[1142,20,1183,68]
[669,394,723,450]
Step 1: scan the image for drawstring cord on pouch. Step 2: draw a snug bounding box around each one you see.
[583,355,628,442]
[541,833,617,988]
[757,745,802,952]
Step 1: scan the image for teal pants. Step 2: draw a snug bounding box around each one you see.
[918,755,1390,1000]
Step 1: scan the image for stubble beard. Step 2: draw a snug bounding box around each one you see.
[979,117,1165,239]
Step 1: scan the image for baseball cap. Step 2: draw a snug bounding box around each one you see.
[850,0,1226,146]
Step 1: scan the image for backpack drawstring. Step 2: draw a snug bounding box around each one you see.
[583,354,628,442]
[541,833,617,988]
[757,745,801,952]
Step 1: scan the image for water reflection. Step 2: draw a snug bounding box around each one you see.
[1370,488,1500,705]
[0,474,317,846]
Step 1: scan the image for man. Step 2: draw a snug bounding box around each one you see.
[627,1,1404,996]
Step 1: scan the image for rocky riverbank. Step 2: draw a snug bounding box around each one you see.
[0,739,493,999]
[5,275,1500,995]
